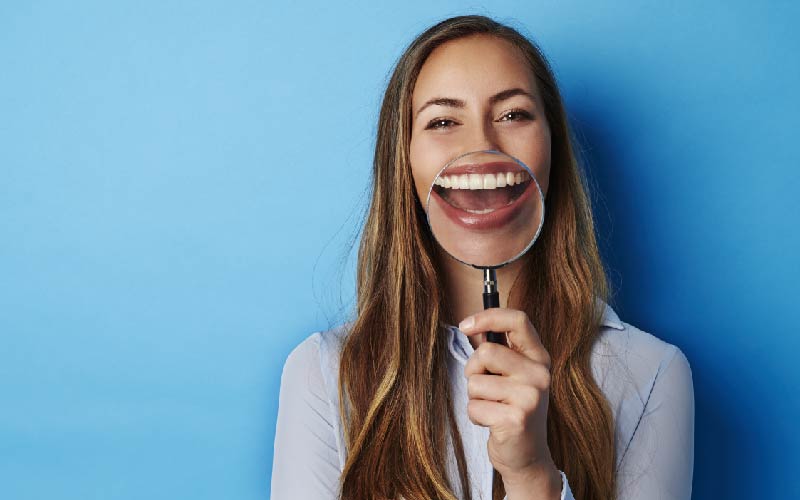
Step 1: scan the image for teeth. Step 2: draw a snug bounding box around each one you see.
[469,174,482,190]
[435,171,529,190]
[496,173,507,188]
[464,207,496,214]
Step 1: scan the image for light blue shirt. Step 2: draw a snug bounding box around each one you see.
[271,302,694,499]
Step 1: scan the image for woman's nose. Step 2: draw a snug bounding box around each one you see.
[468,122,501,152]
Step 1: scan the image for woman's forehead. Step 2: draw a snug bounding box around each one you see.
[412,35,538,107]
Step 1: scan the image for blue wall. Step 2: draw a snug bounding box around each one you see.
[1,1,797,498]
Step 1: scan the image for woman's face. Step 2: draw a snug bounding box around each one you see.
[409,34,551,208]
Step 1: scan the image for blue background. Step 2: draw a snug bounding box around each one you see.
[1,1,797,498]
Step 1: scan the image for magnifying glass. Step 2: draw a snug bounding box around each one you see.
[425,149,545,345]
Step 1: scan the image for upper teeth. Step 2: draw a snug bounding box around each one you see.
[435,171,528,190]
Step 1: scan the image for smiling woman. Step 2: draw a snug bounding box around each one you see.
[271,14,694,500]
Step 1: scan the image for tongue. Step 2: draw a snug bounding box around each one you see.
[444,186,516,211]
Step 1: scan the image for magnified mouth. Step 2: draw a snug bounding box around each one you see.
[433,169,531,214]
[428,160,538,233]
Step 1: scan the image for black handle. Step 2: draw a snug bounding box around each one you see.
[483,290,507,346]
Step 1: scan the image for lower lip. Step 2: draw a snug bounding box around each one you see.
[431,179,535,231]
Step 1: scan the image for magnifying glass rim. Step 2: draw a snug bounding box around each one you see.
[424,149,546,270]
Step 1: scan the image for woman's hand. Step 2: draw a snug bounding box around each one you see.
[459,308,562,499]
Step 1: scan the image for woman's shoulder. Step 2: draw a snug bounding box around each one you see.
[592,302,694,466]
[280,322,354,417]
[283,321,351,367]
[273,326,352,491]
[592,301,692,392]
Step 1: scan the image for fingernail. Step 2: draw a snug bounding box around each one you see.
[458,316,474,331]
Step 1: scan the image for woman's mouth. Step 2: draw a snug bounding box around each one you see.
[429,162,535,231]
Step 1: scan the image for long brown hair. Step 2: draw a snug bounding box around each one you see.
[336,14,615,500]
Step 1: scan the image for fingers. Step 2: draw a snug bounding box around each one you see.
[459,308,551,369]
[467,399,531,431]
[467,373,545,411]
[465,343,552,385]
[463,340,525,377]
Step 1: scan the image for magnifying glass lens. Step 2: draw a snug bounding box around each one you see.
[426,150,544,269]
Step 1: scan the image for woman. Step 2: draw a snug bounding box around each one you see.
[271,14,694,500]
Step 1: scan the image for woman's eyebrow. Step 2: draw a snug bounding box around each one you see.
[415,88,535,118]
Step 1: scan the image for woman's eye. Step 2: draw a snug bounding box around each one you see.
[498,109,533,122]
[424,110,531,130]
[425,118,456,130]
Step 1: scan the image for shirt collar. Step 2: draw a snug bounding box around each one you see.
[444,299,624,364]
[597,298,624,330]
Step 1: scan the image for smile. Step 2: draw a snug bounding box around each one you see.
[429,161,535,230]
[434,170,530,191]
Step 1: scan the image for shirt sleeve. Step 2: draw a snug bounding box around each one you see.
[270,334,342,499]
[616,345,695,499]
